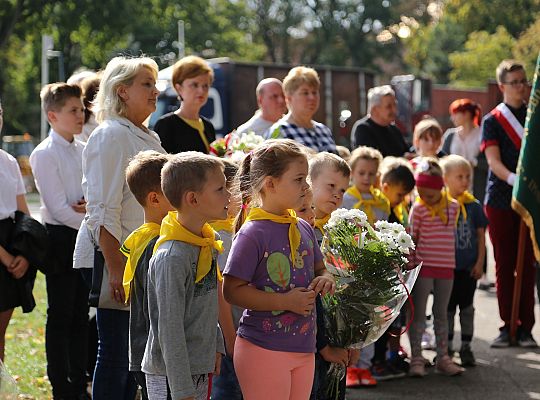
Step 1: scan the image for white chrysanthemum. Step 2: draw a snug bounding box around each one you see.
[388,222,405,236]
[396,231,414,253]
[375,220,392,232]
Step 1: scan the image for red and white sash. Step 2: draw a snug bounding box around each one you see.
[490,103,524,149]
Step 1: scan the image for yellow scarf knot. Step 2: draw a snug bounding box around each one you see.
[120,222,161,303]
[314,214,330,236]
[452,191,476,221]
[245,208,301,266]
[154,211,223,283]
[393,202,409,226]
[345,186,390,225]
[210,217,235,233]
[415,191,457,225]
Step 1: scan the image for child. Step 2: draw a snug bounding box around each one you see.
[295,188,316,228]
[142,152,228,400]
[305,153,361,398]
[120,150,172,399]
[441,155,488,366]
[29,83,90,400]
[223,139,336,400]
[210,158,244,400]
[370,157,416,380]
[342,146,389,225]
[408,157,464,377]
[410,118,445,169]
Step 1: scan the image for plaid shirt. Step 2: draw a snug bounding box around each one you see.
[266,120,337,153]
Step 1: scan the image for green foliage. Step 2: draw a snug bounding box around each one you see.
[513,14,540,78]
[449,26,516,88]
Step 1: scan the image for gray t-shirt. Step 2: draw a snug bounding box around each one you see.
[142,239,225,399]
[236,111,274,137]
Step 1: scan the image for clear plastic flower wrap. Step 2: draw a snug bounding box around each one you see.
[320,209,420,396]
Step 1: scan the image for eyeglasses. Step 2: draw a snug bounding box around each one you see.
[502,79,530,87]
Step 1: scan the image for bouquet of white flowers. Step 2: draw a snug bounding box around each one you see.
[320,209,420,397]
[209,130,265,161]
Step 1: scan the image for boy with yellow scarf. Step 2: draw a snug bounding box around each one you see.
[120,151,172,399]
[441,155,488,367]
[343,146,390,225]
[142,152,230,400]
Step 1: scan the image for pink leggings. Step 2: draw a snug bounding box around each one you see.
[233,336,314,400]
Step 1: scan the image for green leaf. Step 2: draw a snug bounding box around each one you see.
[266,252,291,289]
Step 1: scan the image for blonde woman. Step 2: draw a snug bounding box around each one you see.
[266,66,337,153]
[74,56,165,399]
[154,55,215,154]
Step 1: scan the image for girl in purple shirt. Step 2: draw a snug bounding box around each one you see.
[223,139,336,400]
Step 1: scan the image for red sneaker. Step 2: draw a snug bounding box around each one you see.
[356,368,377,387]
[346,367,361,387]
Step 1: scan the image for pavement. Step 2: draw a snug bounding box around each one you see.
[25,194,540,399]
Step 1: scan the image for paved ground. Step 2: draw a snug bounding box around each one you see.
[26,194,540,399]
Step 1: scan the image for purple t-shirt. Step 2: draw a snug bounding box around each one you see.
[224,218,323,353]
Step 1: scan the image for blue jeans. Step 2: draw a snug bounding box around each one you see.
[92,308,137,400]
[211,355,242,399]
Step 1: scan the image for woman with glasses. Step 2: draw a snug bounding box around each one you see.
[154,56,215,154]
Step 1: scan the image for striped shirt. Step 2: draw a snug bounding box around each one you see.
[408,200,459,279]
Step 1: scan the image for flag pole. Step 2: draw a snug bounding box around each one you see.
[509,220,528,344]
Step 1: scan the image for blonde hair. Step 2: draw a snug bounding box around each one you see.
[496,59,525,84]
[283,66,320,96]
[440,154,472,176]
[348,146,383,172]
[413,117,443,141]
[94,56,158,123]
[171,55,214,87]
[309,152,350,182]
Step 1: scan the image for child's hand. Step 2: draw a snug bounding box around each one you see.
[348,349,360,366]
[471,263,483,280]
[308,275,336,296]
[71,200,87,214]
[319,345,349,366]
[214,352,222,376]
[284,287,316,316]
[9,255,29,279]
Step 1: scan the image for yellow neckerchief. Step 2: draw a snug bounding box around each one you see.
[451,191,476,221]
[210,217,235,233]
[181,116,210,153]
[245,208,301,266]
[314,214,330,236]
[154,211,223,283]
[120,222,161,302]
[345,186,390,225]
[393,202,409,226]
[415,191,454,225]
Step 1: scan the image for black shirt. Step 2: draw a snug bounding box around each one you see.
[350,116,409,157]
[154,112,215,154]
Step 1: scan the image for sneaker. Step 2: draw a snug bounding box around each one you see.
[356,368,377,387]
[346,367,361,387]
[459,344,476,367]
[518,331,538,348]
[491,329,510,348]
[388,356,410,374]
[371,361,406,381]
[409,357,426,377]
[435,355,464,376]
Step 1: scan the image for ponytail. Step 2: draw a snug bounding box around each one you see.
[234,152,253,233]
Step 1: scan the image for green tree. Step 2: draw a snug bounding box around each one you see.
[513,14,540,77]
[449,26,516,88]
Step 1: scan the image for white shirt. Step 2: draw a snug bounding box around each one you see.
[74,117,165,269]
[236,110,275,136]
[30,130,85,230]
[75,114,98,143]
[449,126,482,166]
[0,149,25,220]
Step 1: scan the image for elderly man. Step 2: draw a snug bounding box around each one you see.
[350,85,409,157]
[236,77,287,136]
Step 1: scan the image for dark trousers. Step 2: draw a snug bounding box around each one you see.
[212,355,243,399]
[447,270,477,343]
[92,308,137,400]
[486,206,536,331]
[45,269,90,398]
[133,371,149,400]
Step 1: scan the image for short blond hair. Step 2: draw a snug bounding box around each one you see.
[161,152,224,209]
[496,59,525,84]
[171,55,214,87]
[348,146,383,172]
[40,83,82,113]
[283,66,320,96]
[309,152,350,181]
[94,56,158,123]
[440,154,472,176]
[413,118,443,141]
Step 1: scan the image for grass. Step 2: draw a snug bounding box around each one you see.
[4,272,52,399]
